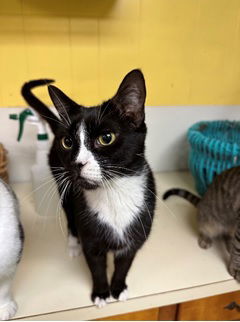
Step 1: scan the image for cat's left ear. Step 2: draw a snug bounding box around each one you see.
[113,69,146,127]
[48,85,78,124]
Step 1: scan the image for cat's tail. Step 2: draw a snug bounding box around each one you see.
[162,188,200,207]
[21,79,59,133]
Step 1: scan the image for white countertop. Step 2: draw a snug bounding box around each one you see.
[12,172,240,320]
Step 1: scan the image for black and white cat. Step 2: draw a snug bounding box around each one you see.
[0,178,24,320]
[22,70,156,307]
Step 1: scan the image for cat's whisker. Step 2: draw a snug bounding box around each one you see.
[44,178,62,217]
[40,176,63,232]
[103,164,136,172]
[143,200,153,225]
[31,173,69,219]
[51,175,72,239]
[136,215,147,241]
[21,175,60,203]
[36,180,58,216]
[56,195,66,239]
[102,173,149,243]
[56,179,72,240]
[97,99,112,125]
[105,173,153,225]
[103,168,175,220]
[96,104,102,126]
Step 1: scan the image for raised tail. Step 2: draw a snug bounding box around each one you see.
[163,188,200,207]
[21,79,59,133]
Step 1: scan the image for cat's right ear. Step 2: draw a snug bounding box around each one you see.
[48,85,78,125]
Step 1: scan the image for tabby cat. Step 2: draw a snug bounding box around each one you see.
[163,166,240,281]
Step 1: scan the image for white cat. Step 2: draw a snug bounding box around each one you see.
[0,178,23,320]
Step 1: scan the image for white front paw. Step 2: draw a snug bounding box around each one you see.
[0,300,17,320]
[118,288,128,302]
[94,297,107,308]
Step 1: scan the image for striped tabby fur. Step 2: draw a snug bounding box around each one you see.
[163,188,200,206]
[163,166,240,282]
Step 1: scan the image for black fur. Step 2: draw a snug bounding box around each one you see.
[22,79,58,133]
[21,70,156,303]
[17,222,24,263]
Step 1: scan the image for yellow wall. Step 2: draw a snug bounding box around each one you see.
[1,0,240,107]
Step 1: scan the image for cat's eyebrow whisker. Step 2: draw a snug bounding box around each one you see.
[98,107,117,126]
[97,99,112,125]
[95,105,102,126]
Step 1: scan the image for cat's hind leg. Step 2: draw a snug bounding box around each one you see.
[198,232,213,249]
[0,275,17,320]
[198,212,225,249]
[228,219,240,282]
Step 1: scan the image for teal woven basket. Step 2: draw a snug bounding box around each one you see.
[187,120,240,196]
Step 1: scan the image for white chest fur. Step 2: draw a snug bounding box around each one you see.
[84,173,146,239]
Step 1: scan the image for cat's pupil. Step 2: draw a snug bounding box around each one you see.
[63,137,72,148]
[102,133,112,144]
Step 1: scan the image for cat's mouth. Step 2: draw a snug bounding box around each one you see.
[72,172,101,190]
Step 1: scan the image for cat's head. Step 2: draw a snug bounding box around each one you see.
[47,69,147,190]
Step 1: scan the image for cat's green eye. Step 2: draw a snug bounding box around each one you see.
[97,133,116,146]
[61,136,73,150]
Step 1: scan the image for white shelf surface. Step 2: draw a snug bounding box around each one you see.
[12,172,240,320]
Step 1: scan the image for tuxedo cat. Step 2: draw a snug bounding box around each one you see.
[22,70,156,307]
[0,179,24,320]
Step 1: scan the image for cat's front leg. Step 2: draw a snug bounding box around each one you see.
[83,246,110,307]
[228,220,240,282]
[110,251,136,301]
[60,191,82,258]
[0,275,17,320]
